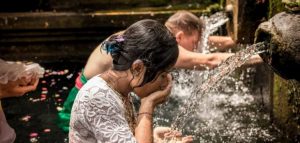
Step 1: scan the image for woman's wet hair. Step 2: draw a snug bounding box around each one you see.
[165,10,204,36]
[102,19,179,86]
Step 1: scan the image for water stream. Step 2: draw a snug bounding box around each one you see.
[154,42,285,142]
[198,12,229,53]
[172,42,267,129]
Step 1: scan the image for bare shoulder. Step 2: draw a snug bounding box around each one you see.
[83,44,112,79]
[83,31,125,79]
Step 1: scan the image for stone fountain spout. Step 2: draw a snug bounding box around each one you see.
[255,11,300,81]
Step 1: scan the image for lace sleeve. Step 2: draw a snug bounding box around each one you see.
[71,85,137,143]
[0,59,44,84]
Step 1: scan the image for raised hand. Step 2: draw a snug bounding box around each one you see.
[141,74,172,107]
[154,126,193,143]
[0,77,39,99]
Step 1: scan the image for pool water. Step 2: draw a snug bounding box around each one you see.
[2,62,84,143]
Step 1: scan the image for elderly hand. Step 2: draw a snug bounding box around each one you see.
[0,77,39,99]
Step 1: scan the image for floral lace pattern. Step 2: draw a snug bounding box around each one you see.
[69,76,137,143]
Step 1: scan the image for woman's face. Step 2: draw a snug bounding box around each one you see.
[133,71,170,98]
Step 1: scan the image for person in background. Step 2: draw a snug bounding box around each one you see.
[165,10,261,70]
[69,19,193,142]
[0,72,39,143]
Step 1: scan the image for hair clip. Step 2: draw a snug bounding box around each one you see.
[103,41,117,54]
[116,35,125,42]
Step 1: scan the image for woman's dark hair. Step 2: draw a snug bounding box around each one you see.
[102,19,178,86]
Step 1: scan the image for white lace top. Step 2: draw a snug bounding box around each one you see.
[69,76,137,143]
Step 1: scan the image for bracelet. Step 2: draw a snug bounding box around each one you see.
[137,112,153,116]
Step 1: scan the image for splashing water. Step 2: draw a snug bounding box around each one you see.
[154,42,284,142]
[172,42,267,129]
[206,12,229,34]
[198,12,229,53]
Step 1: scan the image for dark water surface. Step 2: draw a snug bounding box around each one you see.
[2,62,84,143]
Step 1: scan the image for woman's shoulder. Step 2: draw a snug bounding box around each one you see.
[79,76,110,96]
[77,76,122,105]
[73,76,125,119]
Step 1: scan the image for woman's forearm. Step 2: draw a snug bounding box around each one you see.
[135,102,154,143]
[208,36,236,51]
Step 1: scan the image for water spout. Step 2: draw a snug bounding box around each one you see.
[255,12,300,81]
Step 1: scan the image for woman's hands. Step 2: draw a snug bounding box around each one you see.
[154,127,193,143]
[0,76,39,99]
[135,74,173,143]
[140,74,172,108]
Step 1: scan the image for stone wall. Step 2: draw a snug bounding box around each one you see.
[0,0,215,12]
[0,11,172,62]
[273,75,300,141]
[0,0,222,62]
[267,0,300,141]
[1,6,219,62]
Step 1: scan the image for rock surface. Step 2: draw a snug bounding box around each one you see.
[255,12,300,81]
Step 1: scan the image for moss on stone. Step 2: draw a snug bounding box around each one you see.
[273,74,300,140]
[273,75,292,123]
[268,0,285,18]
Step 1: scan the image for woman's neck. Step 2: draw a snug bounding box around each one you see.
[100,70,132,97]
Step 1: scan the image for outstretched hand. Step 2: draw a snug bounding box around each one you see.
[0,76,39,99]
[154,127,193,143]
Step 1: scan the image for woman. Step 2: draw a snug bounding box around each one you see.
[69,19,192,142]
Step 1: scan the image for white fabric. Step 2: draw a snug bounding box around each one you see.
[0,102,16,143]
[0,59,44,84]
[69,76,137,143]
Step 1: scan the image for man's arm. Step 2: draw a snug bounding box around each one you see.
[83,45,112,80]
[243,54,264,66]
[208,36,236,51]
[175,46,234,70]
[83,31,125,80]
